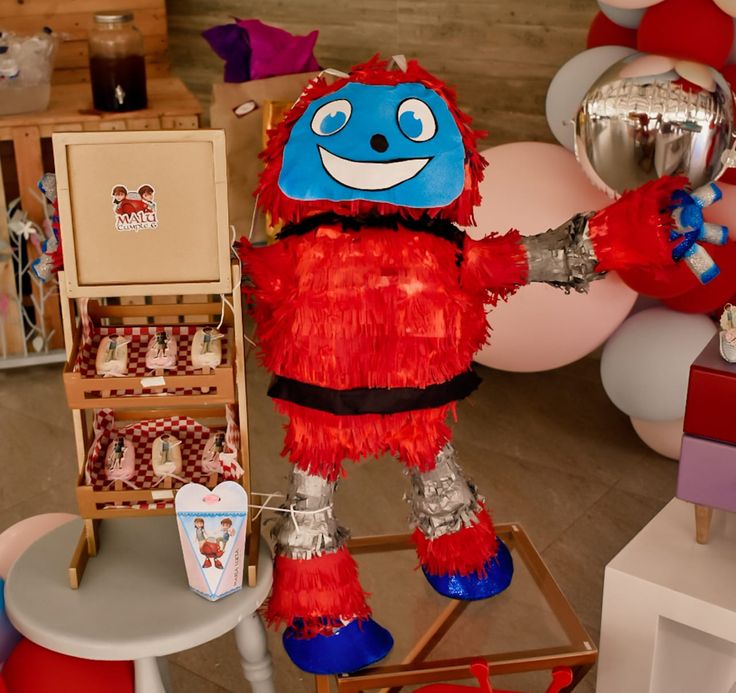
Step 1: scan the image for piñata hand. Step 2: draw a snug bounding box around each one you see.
[668,183,729,284]
[588,176,732,280]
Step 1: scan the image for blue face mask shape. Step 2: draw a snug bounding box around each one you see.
[278,82,466,209]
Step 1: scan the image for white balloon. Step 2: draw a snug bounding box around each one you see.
[603,0,663,7]
[546,46,637,150]
[601,308,716,421]
[598,1,645,28]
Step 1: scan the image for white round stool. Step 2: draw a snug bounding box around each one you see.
[5,516,274,693]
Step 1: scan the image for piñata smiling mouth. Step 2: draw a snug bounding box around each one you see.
[318,146,432,191]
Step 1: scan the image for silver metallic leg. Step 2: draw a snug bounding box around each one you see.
[406,443,483,540]
[235,611,275,693]
[271,466,348,559]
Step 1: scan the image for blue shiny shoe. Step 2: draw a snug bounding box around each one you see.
[283,617,394,675]
[422,538,514,601]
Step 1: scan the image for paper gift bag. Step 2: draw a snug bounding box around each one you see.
[176,481,248,601]
[209,72,319,243]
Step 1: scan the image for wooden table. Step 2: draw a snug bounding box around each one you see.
[0,76,200,359]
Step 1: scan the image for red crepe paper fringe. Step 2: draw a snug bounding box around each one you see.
[256,55,487,228]
[588,175,686,272]
[412,504,498,577]
[276,399,456,481]
[239,227,526,392]
[462,230,528,303]
[266,546,372,636]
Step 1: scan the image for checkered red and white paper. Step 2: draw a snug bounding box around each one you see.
[74,299,230,398]
[85,406,243,510]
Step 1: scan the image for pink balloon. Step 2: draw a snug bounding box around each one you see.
[604,0,664,7]
[467,142,637,372]
[0,514,78,579]
[704,182,736,241]
[630,417,684,459]
[619,54,675,78]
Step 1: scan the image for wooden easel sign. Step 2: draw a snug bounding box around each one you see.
[52,130,232,298]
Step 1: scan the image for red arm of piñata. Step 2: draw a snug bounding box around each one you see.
[237,237,294,306]
[587,175,686,272]
[460,230,529,304]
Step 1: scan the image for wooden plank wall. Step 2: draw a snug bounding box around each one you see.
[0,0,170,84]
[166,0,597,145]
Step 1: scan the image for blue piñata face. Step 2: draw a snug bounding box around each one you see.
[278,82,466,208]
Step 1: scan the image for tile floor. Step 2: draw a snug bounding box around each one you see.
[0,353,676,692]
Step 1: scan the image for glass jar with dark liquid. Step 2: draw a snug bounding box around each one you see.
[89,11,147,112]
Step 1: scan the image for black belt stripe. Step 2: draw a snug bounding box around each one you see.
[276,212,466,249]
[267,370,482,416]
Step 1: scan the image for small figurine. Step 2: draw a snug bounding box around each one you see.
[191,327,223,370]
[151,433,183,479]
[104,435,135,481]
[145,330,177,370]
[201,431,227,474]
[720,304,736,363]
[95,333,129,377]
[194,517,224,569]
[218,517,235,552]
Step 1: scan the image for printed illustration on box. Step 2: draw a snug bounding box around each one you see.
[238,55,733,675]
[175,481,248,601]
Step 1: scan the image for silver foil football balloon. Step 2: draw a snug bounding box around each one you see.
[575,54,736,197]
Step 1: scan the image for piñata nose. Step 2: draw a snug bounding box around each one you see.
[370,134,389,153]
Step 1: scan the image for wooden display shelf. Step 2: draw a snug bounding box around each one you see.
[63,299,237,409]
[74,404,246,519]
[314,525,597,692]
[0,78,200,142]
[70,402,259,589]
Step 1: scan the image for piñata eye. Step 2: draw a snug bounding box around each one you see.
[397,99,437,142]
[311,99,352,136]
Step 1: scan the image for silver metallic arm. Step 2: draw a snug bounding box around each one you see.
[521,212,602,293]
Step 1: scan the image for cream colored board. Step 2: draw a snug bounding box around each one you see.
[52,129,231,298]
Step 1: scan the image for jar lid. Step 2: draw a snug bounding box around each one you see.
[94,10,134,23]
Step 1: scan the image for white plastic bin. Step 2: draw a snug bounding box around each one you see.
[0,29,58,116]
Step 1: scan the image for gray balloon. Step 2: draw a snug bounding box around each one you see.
[598,1,645,29]
[601,308,716,421]
[575,53,736,197]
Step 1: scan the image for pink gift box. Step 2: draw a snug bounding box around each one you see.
[677,434,736,513]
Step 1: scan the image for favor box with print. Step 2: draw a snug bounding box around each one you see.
[176,482,249,601]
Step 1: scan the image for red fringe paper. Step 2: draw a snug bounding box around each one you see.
[239,226,525,391]
[412,504,498,577]
[462,230,528,303]
[266,546,372,636]
[256,55,488,228]
[277,399,456,481]
[588,175,686,272]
